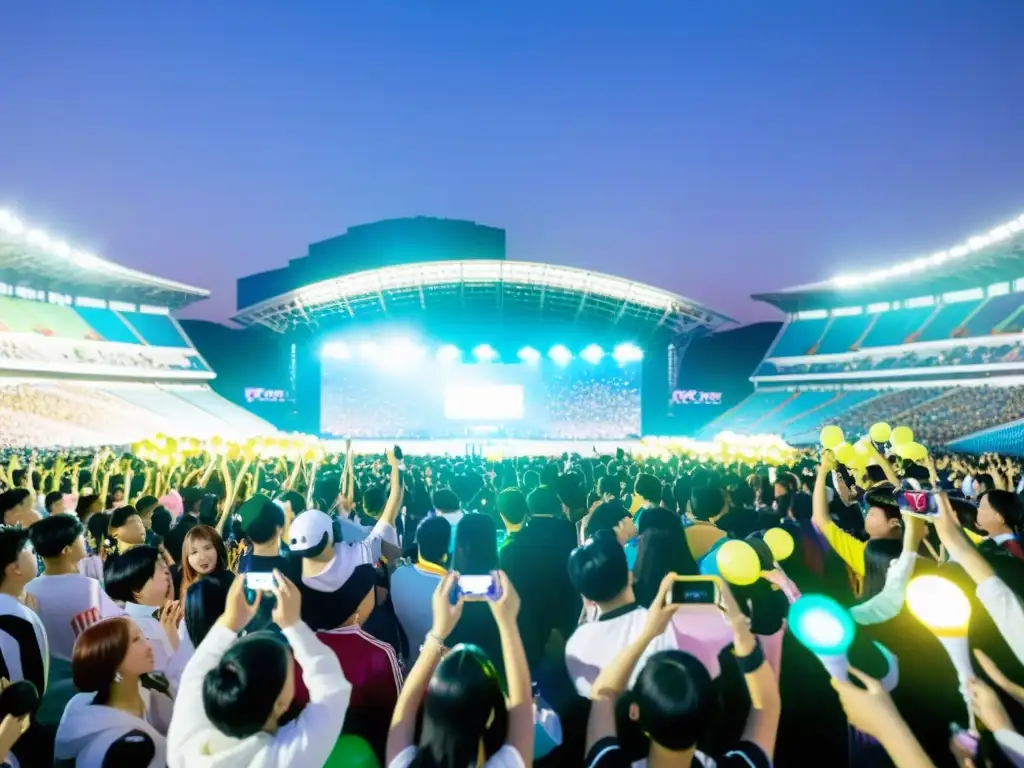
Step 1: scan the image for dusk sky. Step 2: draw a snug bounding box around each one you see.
[2,1,1022,325]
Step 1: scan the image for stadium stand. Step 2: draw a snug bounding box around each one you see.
[0,206,275,446]
[702,210,1024,450]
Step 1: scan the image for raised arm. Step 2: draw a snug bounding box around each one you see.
[586,574,680,755]
[812,453,834,532]
[387,572,464,763]
[490,572,534,764]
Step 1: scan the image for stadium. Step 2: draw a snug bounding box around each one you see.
[698,209,1024,454]
[4,202,1024,456]
[229,216,733,454]
[0,207,272,447]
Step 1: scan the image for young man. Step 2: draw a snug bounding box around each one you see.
[496,488,528,549]
[564,530,677,696]
[134,496,161,547]
[26,515,121,662]
[0,526,46,694]
[977,490,1024,561]
[390,515,451,667]
[0,491,41,531]
[162,487,204,566]
[500,485,581,670]
[43,492,65,518]
[236,494,301,583]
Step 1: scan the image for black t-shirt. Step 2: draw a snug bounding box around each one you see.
[584,737,771,768]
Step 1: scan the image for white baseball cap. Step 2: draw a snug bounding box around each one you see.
[288,509,334,557]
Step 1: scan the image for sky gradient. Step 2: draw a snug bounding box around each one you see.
[1,1,1022,325]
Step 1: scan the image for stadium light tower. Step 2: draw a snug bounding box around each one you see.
[549,345,573,366]
[580,344,605,364]
[436,344,461,363]
[473,343,498,362]
[517,346,541,364]
[612,343,644,364]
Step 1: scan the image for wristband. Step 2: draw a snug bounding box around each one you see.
[734,640,765,674]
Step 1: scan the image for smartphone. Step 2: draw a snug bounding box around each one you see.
[244,572,277,592]
[393,445,406,471]
[450,573,501,604]
[668,576,721,606]
[896,489,940,518]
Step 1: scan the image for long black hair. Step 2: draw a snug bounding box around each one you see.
[409,644,508,768]
[860,538,904,601]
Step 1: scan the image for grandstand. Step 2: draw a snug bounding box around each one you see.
[700,210,1024,454]
[0,207,274,447]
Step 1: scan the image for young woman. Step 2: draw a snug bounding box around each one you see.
[54,617,172,767]
[177,525,229,602]
[103,547,181,685]
[583,574,780,768]
[108,506,147,554]
[386,570,533,768]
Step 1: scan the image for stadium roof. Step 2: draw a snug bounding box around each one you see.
[0,208,209,309]
[754,211,1024,313]
[233,259,734,337]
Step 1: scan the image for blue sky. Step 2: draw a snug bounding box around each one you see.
[1,0,1021,323]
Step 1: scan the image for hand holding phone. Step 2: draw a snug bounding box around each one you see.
[244,572,277,592]
[667,576,722,607]
[450,573,502,604]
[896,489,940,518]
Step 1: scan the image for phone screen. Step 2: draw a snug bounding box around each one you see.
[458,575,495,598]
[669,579,719,606]
[896,490,939,518]
[245,572,277,592]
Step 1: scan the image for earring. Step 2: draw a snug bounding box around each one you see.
[114,672,123,683]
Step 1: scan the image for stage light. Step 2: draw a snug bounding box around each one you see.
[612,343,643,364]
[473,344,498,362]
[436,344,461,363]
[549,345,572,366]
[387,338,426,362]
[517,346,541,364]
[580,344,605,364]
[321,342,351,360]
[357,341,377,359]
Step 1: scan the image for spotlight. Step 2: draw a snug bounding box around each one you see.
[387,338,426,362]
[436,344,461,363]
[612,342,644,364]
[517,346,541,364]
[321,342,351,360]
[473,344,498,362]
[549,345,573,366]
[580,344,605,364]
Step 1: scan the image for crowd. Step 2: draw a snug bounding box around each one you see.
[0,437,1022,767]
[0,337,202,374]
[761,342,1024,377]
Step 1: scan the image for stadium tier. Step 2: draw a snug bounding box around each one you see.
[703,210,1024,453]
[0,207,275,445]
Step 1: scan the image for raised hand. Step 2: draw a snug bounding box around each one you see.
[271,570,301,629]
[431,571,464,642]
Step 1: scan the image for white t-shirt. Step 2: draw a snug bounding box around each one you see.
[388,745,524,768]
[565,603,678,697]
[0,593,48,688]
[25,573,122,661]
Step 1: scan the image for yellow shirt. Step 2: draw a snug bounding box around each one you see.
[819,520,866,595]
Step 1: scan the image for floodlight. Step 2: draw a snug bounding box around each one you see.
[436,344,461,363]
[580,344,605,364]
[517,346,541,364]
[473,344,498,362]
[548,345,573,366]
[357,341,377,359]
[322,342,351,360]
[612,343,643,364]
[387,338,426,362]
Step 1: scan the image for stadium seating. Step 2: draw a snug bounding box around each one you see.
[949,418,1024,457]
[859,306,933,348]
[0,381,274,447]
[119,311,189,347]
[0,296,96,339]
[768,318,827,357]
[917,299,982,342]
[74,307,141,344]
[816,315,872,354]
[962,292,1023,337]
